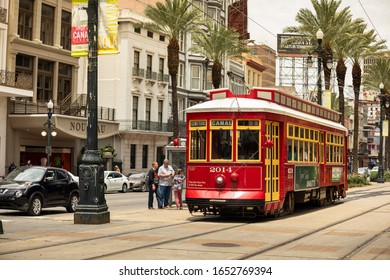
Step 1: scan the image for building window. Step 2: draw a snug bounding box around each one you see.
[134,27,141,34]
[146,98,151,130]
[142,145,148,169]
[18,0,33,40]
[16,54,33,85]
[41,4,55,45]
[158,100,163,130]
[147,31,153,38]
[61,10,71,50]
[134,50,140,69]
[159,35,165,42]
[179,32,184,52]
[178,98,184,121]
[179,63,184,88]
[130,144,136,169]
[158,58,164,81]
[37,59,54,102]
[191,65,201,90]
[132,96,138,129]
[146,54,153,79]
[58,63,72,102]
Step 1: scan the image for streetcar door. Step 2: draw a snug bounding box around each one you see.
[265,121,280,202]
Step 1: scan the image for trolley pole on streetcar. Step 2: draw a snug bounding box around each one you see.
[74,0,110,224]
[377,82,385,183]
[307,29,333,106]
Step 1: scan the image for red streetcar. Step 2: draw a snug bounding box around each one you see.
[185,87,348,217]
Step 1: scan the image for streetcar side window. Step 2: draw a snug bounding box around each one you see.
[189,120,207,161]
[237,120,260,161]
[211,130,232,160]
[210,119,233,161]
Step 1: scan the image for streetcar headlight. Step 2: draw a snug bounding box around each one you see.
[216,175,225,186]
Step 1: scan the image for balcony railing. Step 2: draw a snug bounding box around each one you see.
[145,70,157,80]
[10,99,116,121]
[158,73,169,83]
[0,70,33,90]
[130,120,169,132]
[132,67,145,78]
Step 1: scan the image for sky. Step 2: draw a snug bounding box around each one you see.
[247,0,390,51]
[247,0,389,95]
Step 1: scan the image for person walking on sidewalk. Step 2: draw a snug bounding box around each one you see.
[147,161,159,209]
[158,159,174,208]
[173,169,185,209]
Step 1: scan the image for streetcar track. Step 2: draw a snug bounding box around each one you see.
[1,189,388,259]
[340,226,390,260]
[237,201,390,260]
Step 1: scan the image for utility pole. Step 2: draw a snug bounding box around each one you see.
[74,0,110,224]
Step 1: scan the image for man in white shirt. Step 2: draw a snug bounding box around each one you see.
[158,159,175,208]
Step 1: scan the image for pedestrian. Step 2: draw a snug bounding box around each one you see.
[173,169,185,209]
[8,161,16,174]
[114,165,120,173]
[158,159,175,208]
[147,161,159,209]
[40,157,47,167]
[26,160,32,166]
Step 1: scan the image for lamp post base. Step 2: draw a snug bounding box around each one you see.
[74,206,110,224]
[74,150,110,224]
[377,177,385,183]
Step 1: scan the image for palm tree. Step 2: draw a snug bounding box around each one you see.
[346,27,387,173]
[143,0,202,138]
[363,58,390,91]
[333,17,365,125]
[363,58,390,169]
[190,22,249,89]
[284,0,352,92]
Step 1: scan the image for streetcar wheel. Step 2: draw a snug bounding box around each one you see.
[283,193,295,214]
[27,195,43,216]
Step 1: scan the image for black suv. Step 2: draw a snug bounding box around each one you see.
[0,166,79,216]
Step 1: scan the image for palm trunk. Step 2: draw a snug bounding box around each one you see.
[167,39,180,138]
[352,62,361,174]
[212,61,222,89]
[323,47,332,91]
[336,57,347,124]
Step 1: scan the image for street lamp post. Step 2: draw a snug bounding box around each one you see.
[41,100,57,166]
[377,82,385,183]
[307,29,333,106]
[74,0,110,224]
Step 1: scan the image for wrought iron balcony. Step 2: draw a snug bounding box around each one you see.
[130,120,169,132]
[132,67,145,78]
[10,98,116,121]
[158,73,169,83]
[145,70,157,80]
[0,70,33,90]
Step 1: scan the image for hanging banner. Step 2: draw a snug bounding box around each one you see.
[71,0,118,57]
[383,120,388,137]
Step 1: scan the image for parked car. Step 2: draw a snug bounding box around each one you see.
[103,171,129,193]
[371,166,379,173]
[358,167,370,178]
[128,172,147,192]
[0,166,79,216]
[67,171,79,184]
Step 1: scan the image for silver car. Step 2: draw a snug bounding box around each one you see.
[128,172,147,192]
[103,171,129,193]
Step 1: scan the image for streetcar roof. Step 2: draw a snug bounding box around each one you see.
[186,97,348,134]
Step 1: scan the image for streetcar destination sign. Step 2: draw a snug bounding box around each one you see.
[212,120,232,126]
